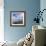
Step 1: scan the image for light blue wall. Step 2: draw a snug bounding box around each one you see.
[4,0,40,42]
[40,0,46,27]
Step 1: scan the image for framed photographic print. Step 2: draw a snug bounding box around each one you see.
[10,11,26,26]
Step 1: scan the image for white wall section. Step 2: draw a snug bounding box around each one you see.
[0,0,4,42]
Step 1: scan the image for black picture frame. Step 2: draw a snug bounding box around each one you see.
[10,11,26,27]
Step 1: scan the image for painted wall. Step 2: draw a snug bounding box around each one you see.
[40,0,46,27]
[4,0,40,42]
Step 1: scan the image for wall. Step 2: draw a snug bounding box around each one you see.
[4,0,40,42]
[40,0,46,27]
[0,2,4,42]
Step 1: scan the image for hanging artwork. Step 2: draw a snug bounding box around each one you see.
[10,11,26,26]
